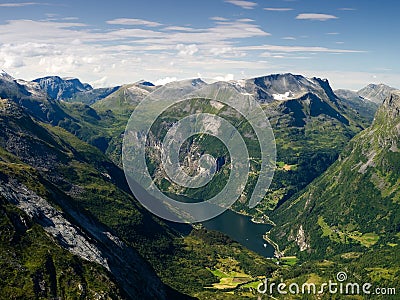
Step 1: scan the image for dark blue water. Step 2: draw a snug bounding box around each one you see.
[202,209,275,258]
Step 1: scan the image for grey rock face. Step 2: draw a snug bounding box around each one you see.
[33,76,92,100]
[0,181,110,269]
[358,83,397,104]
[234,73,338,104]
[0,179,168,300]
[381,90,400,118]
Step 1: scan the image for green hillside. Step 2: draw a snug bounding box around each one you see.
[269,91,400,261]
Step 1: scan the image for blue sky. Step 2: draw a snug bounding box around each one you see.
[0,0,398,89]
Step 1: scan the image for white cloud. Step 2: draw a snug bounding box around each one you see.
[296,13,338,21]
[164,26,199,32]
[0,18,368,89]
[209,47,234,56]
[209,47,246,58]
[62,17,79,21]
[130,19,269,46]
[240,44,364,53]
[224,0,257,10]
[259,52,286,59]
[0,18,267,47]
[71,39,82,45]
[237,18,254,22]
[107,28,164,39]
[1,42,59,58]
[154,77,177,85]
[0,2,42,7]
[214,74,234,81]
[210,17,229,21]
[1,55,24,68]
[107,18,162,27]
[39,55,81,73]
[264,8,293,11]
[282,36,296,40]
[205,20,270,40]
[93,65,103,73]
[0,20,89,44]
[92,76,108,88]
[176,44,199,56]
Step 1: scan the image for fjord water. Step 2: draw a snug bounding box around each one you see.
[202,209,275,258]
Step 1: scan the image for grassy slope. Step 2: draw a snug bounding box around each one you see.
[261,94,400,299]
[269,100,400,259]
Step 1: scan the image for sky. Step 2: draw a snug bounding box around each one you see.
[0,0,399,90]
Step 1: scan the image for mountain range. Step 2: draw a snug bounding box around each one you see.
[32,75,120,104]
[0,70,399,299]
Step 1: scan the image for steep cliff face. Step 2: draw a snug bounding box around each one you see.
[269,90,400,258]
[0,194,127,299]
[0,177,168,299]
[0,181,110,269]
[380,90,400,118]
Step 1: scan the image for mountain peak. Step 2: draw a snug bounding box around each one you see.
[243,73,338,105]
[367,83,389,88]
[33,76,92,100]
[0,70,15,81]
[191,78,205,86]
[382,90,400,117]
[358,83,396,104]
[136,80,155,87]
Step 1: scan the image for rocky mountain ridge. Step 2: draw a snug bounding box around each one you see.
[33,76,92,100]
[358,83,397,104]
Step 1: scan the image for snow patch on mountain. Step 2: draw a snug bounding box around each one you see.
[273,91,293,100]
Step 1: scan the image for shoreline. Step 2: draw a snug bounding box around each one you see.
[263,231,284,259]
[251,215,276,226]
[233,208,276,226]
[198,207,281,258]
[232,208,281,258]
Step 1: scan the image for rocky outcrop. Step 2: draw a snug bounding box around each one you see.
[294,225,310,252]
[358,83,396,104]
[237,73,340,104]
[0,175,169,299]
[381,90,400,118]
[0,181,110,269]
